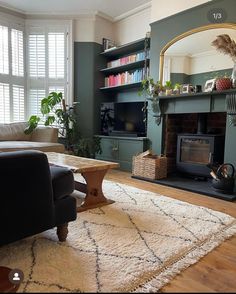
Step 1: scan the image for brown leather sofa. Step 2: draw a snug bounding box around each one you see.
[0,122,65,153]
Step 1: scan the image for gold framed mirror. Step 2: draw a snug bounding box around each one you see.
[159,23,236,86]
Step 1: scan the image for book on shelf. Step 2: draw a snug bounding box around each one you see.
[102,38,117,52]
[106,50,149,69]
[103,67,149,88]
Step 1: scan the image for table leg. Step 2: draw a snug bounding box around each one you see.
[76,169,114,212]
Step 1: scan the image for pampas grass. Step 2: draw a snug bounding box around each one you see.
[211,34,236,62]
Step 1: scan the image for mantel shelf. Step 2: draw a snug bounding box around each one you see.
[156,89,236,100]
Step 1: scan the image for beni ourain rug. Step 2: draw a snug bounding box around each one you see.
[1,180,236,293]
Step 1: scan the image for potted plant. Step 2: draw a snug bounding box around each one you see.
[24,92,79,152]
[164,80,173,95]
[173,83,181,95]
[138,77,164,125]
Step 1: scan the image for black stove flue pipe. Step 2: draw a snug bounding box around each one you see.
[197,113,207,134]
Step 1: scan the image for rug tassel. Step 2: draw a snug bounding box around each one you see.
[129,222,236,293]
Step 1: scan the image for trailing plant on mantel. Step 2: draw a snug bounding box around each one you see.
[138,77,164,125]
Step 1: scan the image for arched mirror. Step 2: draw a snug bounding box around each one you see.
[159,23,236,89]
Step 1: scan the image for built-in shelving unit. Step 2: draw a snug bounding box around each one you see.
[99,37,150,90]
[96,36,150,171]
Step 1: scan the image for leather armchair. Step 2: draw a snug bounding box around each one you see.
[0,150,77,246]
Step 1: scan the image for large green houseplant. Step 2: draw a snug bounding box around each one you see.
[24,92,79,152]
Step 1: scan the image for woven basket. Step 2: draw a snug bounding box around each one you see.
[132,152,167,180]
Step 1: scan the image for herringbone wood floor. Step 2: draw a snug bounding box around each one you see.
[105,169,236,293]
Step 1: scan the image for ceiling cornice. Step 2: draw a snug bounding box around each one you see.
[113,2,151,22]
[0,2,151,22]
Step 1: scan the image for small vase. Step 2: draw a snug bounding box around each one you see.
[232,62,236,88]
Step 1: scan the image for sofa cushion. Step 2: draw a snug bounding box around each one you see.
[50,166,75,200]
[0,141,65,153]
[0,122,31,141]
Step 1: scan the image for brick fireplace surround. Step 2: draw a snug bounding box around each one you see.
[164,112,227,174]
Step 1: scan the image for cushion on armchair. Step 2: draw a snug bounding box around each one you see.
[50,165,75,200]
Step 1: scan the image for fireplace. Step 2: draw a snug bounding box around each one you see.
[176,134,225,177]
[164,112,227,177]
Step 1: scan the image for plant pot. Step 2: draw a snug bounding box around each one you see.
[215,78,232,91]
[165,89,172,96]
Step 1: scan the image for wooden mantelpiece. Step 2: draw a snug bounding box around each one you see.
[156,89,236,114]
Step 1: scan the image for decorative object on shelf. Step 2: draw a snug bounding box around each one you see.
[173,83,181,95]
[181,84,194,94]
[204,79,216,92]
[211,34,236,88]
[215,76,232,91]
[226,93,236,126]
[194,85,202,93]
[164,80,173,95]
[102,38,117,52]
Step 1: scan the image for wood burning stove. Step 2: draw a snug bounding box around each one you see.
[176,134,225,178]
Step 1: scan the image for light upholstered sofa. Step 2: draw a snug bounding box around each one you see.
[0,122,65,153]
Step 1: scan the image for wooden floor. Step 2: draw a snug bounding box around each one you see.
[105,169,236,293]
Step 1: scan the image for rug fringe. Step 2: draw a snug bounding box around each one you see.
[129,222,236,293]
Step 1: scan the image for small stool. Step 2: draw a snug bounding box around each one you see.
[0,267,19,293]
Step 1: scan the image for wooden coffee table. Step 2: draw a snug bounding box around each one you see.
[46,152,119,212]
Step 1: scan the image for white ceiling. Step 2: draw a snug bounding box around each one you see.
[0,0,151,20]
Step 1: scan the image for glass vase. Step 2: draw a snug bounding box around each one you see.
[232,62,236,88]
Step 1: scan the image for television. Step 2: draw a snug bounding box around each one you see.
[111,101,147,137]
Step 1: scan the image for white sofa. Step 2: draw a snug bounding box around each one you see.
[0,122,65,153]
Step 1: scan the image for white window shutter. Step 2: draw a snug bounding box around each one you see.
[11,29,24,77]
[0,83,10,122]
[48,32,65,79]
[0,25,9,75]
[13,85,24,121]
[29,34,45,78]
[29,88,45,118]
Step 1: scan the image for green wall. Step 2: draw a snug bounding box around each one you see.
[149,0,236,164]
[171,68,232,89]
[74,42,105,138]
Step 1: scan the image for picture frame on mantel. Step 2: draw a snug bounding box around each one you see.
[204,78,216,92]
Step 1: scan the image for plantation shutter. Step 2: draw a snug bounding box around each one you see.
[48,32,64,79]
[0,23,25,123]
[27,24,69,118]
[13,85,24,121]
[28,34,45,78]
[11,29,24,77]
[0,83,10,123]
[0,25,9,75]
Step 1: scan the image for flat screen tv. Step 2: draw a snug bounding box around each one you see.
[111,101,147,137]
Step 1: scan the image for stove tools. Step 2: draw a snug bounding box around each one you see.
[209,163,235,194]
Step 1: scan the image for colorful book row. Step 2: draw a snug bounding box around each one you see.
[107,50,150,69]
[104,67,149,88]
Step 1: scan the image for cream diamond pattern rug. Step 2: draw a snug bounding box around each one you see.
[1,180,236,292]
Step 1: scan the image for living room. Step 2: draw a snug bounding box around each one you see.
[0,0,236,292]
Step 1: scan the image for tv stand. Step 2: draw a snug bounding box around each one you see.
[109,131,145,137]
[95,135,149,171]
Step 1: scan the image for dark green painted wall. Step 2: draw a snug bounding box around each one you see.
[149,0,236,162]
[74,42,105,138]
[171,68,232,89]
